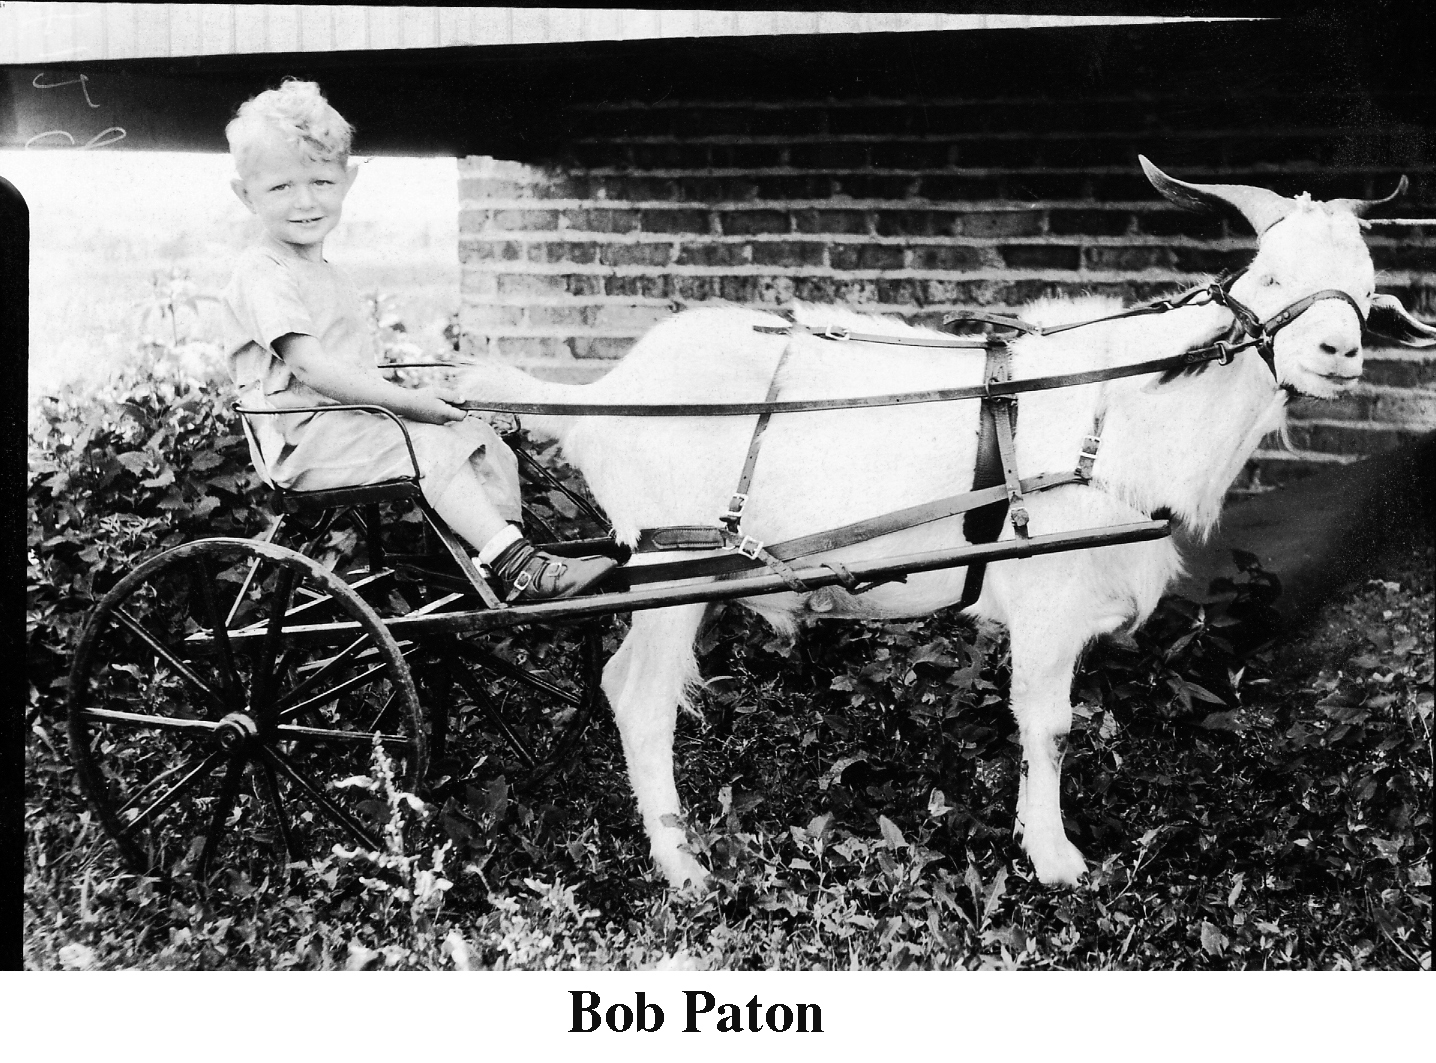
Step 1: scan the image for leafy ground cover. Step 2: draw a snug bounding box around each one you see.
[25,351,1431,971]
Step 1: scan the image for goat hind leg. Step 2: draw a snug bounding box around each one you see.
[602,603,709,887]
[1008,620,1089,886]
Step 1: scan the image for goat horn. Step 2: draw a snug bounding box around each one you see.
[1328,175,1409,218]
[1139,155,1296,235]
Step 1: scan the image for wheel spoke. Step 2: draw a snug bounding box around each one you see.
[223,554,266,629]
[189,558,242,709]
[285,571,391,621]
[78,706,218,735]
[115,749,217,817]
[248,567,297,722]
[276,722,413,747]
[118,750,227,839]
[278,659,391,721]
[196,756,247,881]
[452,641,583,707]
[112,608,228,715]
[366,689,399,734]
[274,635,368,715]
[446,654,538,768]
[256,756,300,865]
[260,748,381,850]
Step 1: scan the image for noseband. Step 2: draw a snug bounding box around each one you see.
[1209,273,1367,379]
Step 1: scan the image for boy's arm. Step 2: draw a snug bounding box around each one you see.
[274,333,464,425]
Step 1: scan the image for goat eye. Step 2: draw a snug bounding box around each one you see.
[1260,275,1279,287]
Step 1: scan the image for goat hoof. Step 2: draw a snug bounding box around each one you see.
[667,859,711,891]
[1024,835,1089,888]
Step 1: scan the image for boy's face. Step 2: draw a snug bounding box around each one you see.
[231,135,356,256]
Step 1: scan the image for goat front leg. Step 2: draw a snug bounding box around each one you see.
[602,604,709,888]
[1008,620,1088,886]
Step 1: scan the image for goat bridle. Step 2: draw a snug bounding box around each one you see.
[1206,273,1367,379]
[944,267,1367,381]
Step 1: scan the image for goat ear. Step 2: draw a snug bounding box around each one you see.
[1138,155,1294,235]
[1366,293,1436,347]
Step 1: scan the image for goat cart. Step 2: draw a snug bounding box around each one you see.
[67,311,1217,890]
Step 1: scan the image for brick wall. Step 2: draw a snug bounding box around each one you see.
[458,87,1436,492]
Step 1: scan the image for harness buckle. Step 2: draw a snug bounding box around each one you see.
[820,325,850,341]
[726,534,765,560]
[720,493,748,531]
[1009,503,1030,538]
[1214,341,1237,366]
[505,568,534,603]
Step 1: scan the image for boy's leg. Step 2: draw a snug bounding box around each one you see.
[427,465,616,600]
[427,466,510,552]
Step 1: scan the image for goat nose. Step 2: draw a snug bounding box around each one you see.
[1319,341,1360,359]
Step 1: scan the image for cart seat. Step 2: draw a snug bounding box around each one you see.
[271,478,424,515]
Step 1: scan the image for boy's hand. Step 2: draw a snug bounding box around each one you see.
[412,386,470,425]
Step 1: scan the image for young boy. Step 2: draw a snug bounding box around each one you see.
[221,80,614,600]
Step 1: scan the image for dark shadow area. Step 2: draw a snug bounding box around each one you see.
[1,176,29,971]
[1176,429,1435,628]
[3,14,1433,166]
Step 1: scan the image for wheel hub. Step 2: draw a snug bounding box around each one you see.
[214,712,259,752]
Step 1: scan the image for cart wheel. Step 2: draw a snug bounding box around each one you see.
[67,538,426,890]
[426,621,607,792]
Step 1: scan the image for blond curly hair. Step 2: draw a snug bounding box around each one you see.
[226,79,354,175]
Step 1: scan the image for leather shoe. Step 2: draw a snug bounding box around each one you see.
[488,537,618,602]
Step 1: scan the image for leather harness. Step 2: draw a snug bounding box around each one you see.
[617,270,1368,604]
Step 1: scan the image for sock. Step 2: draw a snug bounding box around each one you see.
[476,523,523,567]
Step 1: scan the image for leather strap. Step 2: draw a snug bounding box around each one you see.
[724,342,792,534]
[637,525,728,551]
[719,342,813,592]
[753,323,993,348]
[959,347,1026,605]
[628,469,1085,585]
[1076,411,1105,482]
[457,347,1245,420]
[985,347,1029,539]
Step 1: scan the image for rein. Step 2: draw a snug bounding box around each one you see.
[455,340,1248,418]
[454,272,1365,419]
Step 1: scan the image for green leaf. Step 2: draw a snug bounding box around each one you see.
[806,813,833,839]
[965,862,985,911]
[1199,921,1227,957]
[1183,681,1226,705]
[877,814,906,849]
[818,755,866,791]
[983,864,1008,922]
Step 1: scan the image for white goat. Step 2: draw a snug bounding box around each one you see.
[461,159,1434,887]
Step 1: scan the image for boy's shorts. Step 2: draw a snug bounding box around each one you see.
[251,408,522,523]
